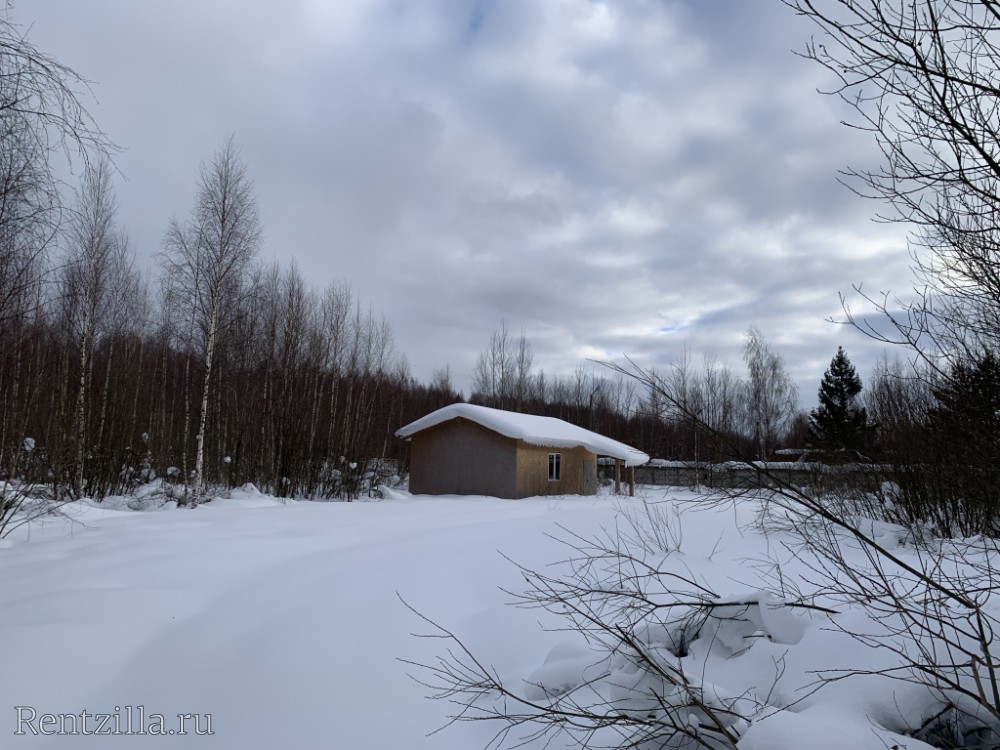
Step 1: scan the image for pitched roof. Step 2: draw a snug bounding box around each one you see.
[396,403,649,466]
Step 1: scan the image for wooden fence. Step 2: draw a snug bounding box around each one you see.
[620,461,887,493]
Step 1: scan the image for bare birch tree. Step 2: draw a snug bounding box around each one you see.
[701,354,742,438]
[0,11,114,525]
[742,327,798,459]
[160,138,261,506]
[60,159,128,497]
[472,319,533,410]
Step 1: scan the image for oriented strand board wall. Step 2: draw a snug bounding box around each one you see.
[408,418,518,497]
[516,443,596,497]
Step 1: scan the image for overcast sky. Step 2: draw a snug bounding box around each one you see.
[23,0,915,405]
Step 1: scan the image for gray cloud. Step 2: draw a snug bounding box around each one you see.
[25,0,918,405]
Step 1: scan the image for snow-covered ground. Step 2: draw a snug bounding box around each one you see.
[0,485,959,749]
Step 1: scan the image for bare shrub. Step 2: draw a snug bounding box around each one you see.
[403,500,825,750]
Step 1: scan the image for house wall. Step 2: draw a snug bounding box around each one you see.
[408,418,518,497]
[515,443,596,498]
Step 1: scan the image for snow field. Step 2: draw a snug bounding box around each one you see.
[3,490,631,748]
[0,486,963,749]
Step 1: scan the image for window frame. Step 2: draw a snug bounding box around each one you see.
[548,452,561,482]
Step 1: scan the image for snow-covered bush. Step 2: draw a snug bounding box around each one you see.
[404,501,823,749]
[597,357,1000,747]
[773,498,1000,747]
[0,481,69,538]
[316,456,369,500]
[406,478,1000,750]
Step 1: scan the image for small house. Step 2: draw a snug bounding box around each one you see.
[396,403,649,499]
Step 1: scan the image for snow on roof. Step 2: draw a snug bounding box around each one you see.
[396,403,650,467]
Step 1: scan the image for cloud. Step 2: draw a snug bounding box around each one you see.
[25,0,916,405]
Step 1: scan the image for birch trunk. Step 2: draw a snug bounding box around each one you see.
[191,306,218,507]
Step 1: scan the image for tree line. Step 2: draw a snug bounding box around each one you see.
[467,308,1000,538]
[0,94,463,502]
[469,319,807,464]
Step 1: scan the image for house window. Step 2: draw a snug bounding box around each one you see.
[548,453,561,482]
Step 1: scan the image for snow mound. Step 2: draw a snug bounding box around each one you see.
[525,641,604,700]
[698,592,807,653]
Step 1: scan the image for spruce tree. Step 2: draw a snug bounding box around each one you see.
[809,347,868,454]
[928,352,1000,468]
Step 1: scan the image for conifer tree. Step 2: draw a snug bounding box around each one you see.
[809,347,867,454]
[928,352,1000,468]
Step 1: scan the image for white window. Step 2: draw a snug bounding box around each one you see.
[548,452,561,481]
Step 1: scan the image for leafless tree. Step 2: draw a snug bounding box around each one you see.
[0,10,114,325]
[160,138,261,506]
[701,354,742,439]
[785,0,1000,393]
[742,327,798,459]
[0,124,54,326]
[59,159,129,497]
[639,366,669,423]
[0,12,111,163]
[429,364,457,397]
[0,128,50,476]
[0,9,113,527]
[472,319,533,411]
